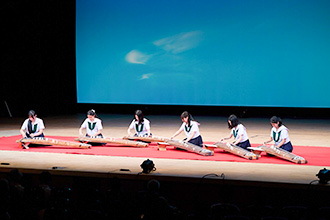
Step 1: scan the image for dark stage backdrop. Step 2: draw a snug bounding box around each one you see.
[2,0,76,117]
[2,0,330,118]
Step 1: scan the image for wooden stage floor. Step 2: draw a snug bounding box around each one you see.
[0,114,330,186]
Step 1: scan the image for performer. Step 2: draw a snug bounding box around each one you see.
[79,109,104,138]
[264,116,293,152]
[221,114,251,150]
[170,111,203,147]
[127,110,151,137]
[20,110,45,138]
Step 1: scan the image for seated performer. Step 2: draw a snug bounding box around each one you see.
[20,110,46,149]
[220,114,251,150]
[79,109,104,138]
[20,110,45,139]
[127,110,151,137]
[264,116,293,152]
[170,111,203,147]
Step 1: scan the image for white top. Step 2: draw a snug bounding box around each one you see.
[179,121,200,139]
[231,124,249,143]
[21,118,45,134]
[80,118,103,136]
[129,118,150,136]
[271,125,290,146]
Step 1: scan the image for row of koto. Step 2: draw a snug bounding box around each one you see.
[16,136,307,164]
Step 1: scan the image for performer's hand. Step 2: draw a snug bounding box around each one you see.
[220,138,224,142]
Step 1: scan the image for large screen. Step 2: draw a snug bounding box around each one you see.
[76,0,330,108]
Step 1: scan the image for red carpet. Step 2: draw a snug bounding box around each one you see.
[1,135,330,166]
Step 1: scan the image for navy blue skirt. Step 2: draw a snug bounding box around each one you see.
[188,135,203,148]
[236,139,251,150]
[279,141,293,152]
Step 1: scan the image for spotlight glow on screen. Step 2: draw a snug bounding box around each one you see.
[76,0,330,108]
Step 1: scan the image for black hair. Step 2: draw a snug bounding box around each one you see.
[270,116,283,127]
[87,109,98,118]
[181,111,194,127]
[228,114,240,129]
[28,110,36,117]
[28,110,37,134]
[135,110,144,124]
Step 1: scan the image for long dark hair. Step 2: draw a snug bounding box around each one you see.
[181,111,194,127]
[228,114,240,129]
[28,110,37,134]
[135,110,144,124]
[270,116,283,127]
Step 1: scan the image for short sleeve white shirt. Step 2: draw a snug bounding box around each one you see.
[81,118,103,136]
[231,124,249,143]
[129,118,150,136]
[271,125,290,146]
[21,118,45,134]
[179,121,200,139]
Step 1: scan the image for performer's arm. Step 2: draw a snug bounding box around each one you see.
[127,121,135,136]
[185,131,196,142]
[264,137,273,145]
[127,127,133,136]
[221,133,233,141]
[94,129,102,136]
[79,127,84,137]
[275,138,286,148]
[233,134,243,145]
[20,128,27,138]
[171,129,182,139]
[145,121,151,137]
[30,129,44,138]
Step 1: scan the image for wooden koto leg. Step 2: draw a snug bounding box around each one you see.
[157,142,169,151]
[204,144,217,154]
[247,147,264,158]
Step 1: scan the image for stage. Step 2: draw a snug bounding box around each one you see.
[1,113,330,219]
[0,114,329,185]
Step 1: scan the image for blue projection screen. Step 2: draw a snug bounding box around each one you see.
[76,0,330,108]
